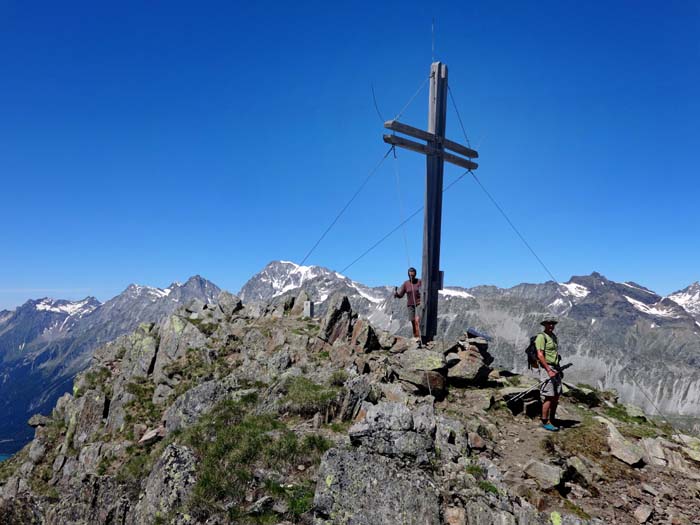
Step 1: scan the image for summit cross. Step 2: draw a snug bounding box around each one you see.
[383,61,479,343]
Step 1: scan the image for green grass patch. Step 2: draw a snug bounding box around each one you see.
[83,367,112,394]
[178,397,330,521]
[329,370,348,387]
[283,377,338,417]
[465,463,486,479]
[124,377,161,427]
[477,480,499,495]
[563,499,591,520]
[603,404,647,425]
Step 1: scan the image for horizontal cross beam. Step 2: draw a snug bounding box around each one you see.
[384,120,479,159]
[383,134,479,171]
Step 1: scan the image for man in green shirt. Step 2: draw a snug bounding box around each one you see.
[536,317,562,432]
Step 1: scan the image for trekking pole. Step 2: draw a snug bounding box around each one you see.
[506,363,573,405]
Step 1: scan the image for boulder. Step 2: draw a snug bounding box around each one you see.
[128,444,197,525]
[640,437,666,466]
[348,401,435,464]
[445,343,493,385]
[138,426,165,446]
[350,319,380,352]
[27,414,50,428]
[633,504,653,523]
[217,291,243,318]
[162,375,256,434]
[393,349,447,396]
[313,447,441,525]
[318,295,354,345]
[337,375,373,421]
[522,460,563,490]
[594,417,644,466]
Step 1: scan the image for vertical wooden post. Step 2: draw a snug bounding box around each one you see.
[420,62,448,343]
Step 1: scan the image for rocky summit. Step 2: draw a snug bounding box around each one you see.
[1,291,699,524]
[242,262,700,423]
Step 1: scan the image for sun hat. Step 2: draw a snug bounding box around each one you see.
[540,317,558,326]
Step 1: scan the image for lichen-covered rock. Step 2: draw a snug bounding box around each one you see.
[127,444,197,525]
[313,447,440,525]
[44,475,131,525]
[348,401,435,464]
[0,495,42,525]
[446,344,493,385]
[162,374,255,434]
[336,374,373,421]
[392,348,447,396]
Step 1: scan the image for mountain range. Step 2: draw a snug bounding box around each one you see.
[242,261,700,420]
[0,276,219,454]
[2,262,699,454]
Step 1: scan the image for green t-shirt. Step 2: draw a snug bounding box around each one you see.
[535,333,558,365]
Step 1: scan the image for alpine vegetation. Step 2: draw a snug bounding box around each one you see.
[1,291,699,524]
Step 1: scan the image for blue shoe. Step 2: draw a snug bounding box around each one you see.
[542,423,559,432]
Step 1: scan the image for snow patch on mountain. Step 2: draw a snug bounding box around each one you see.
[559,282,589,299]
[35,298,99,317]
[439,288,474,299]
[668,282,700,318]
[624,296,680,318]
[622,282,656,294]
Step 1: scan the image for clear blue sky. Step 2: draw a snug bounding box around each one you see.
[2,1,699,310]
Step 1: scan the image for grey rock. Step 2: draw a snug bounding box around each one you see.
[640,437,666,466]
[348,401,435,463]
[217,291,243,318]
[595,417,644,466]
[128,444,197,525]
[337,374,372,421]
[522,459,563,490]
[318,294,354,345]
[162,374,254,434]
[633,504,653,523]
[27,414,51,428]
[446,343,494,385]
[313,447,440,525]
[392,349,447,396]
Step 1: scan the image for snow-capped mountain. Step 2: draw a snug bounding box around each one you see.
[668,282,700,322]
[240,262,700,418]
[0,276,220,455]
[239,261,386,305]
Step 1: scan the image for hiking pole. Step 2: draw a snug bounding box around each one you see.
[507,363,573,405]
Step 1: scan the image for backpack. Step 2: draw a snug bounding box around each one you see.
[525,334,541,369]
[525,332,557,369]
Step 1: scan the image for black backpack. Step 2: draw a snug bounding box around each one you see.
[525,335,541,369]
[525,332,557,369]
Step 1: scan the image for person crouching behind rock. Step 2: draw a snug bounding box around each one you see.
[394,267,422,341]
[536,317,562,432]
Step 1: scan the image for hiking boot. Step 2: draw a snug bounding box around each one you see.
[542,423,559,432]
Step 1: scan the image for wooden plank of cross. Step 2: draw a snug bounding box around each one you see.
[382,62,479,343]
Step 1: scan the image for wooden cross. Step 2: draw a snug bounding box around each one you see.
[383,62,479,343]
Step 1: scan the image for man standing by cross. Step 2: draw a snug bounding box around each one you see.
[394,267,422,342]
[383,62,479,343]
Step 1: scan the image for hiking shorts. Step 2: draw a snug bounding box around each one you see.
[407,304,420,321]
[540,366,563,397]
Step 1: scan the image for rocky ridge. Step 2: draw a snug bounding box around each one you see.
[0,276,220,455]
[242,262,700,420]
[1,291,699,524]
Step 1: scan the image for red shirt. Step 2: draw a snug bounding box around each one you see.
[396,279,421,306]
